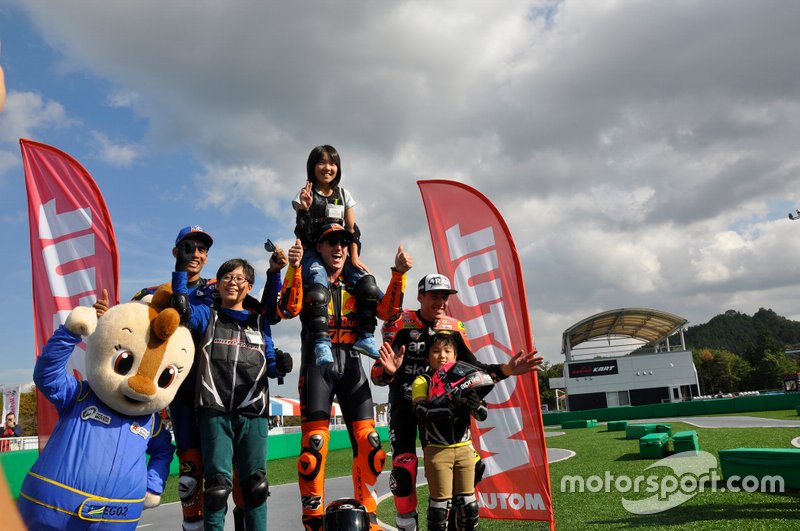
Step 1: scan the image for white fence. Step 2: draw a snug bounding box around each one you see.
[0,436,38,452]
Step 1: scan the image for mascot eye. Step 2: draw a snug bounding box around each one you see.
[113,350,135,375]
[158,365,179,389]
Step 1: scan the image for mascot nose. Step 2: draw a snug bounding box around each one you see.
[129,304,181,398]
[128,374,157,397]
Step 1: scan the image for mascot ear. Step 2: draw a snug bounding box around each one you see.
[149,283,173,311]
[64,307,98,337]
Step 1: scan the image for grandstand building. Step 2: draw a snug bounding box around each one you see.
[561,308,700,411]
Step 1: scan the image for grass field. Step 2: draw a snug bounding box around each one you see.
[162,411,800,530]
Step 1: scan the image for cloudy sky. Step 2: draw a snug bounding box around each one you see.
[1,1,800,401]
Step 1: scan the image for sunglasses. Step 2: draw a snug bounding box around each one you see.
[323,237,352,247]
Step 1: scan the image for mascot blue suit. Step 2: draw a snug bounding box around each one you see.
[18,288,195,530]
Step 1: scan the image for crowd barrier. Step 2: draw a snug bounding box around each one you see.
[0,426,389,499]
[542,393,800,426]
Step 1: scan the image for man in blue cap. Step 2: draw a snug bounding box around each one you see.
[132,226,288,531]
[131,225,217,530]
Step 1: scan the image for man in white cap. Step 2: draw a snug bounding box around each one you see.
[371,273,543,531]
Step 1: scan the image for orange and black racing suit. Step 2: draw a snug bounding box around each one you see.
[279,265,405,531]
[370,311,509,530]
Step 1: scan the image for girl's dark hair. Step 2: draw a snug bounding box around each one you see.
[217,258,255,285]
[430,331,457,351]
[306,145,342,188]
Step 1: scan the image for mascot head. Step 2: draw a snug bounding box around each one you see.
[65,285,194,417]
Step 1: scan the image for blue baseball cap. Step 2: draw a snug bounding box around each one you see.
[175,225,213,249]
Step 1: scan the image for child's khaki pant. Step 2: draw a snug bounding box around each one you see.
[423,444,476,499]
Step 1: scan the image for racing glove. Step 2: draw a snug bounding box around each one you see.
[274,348,293,376]
[174,240,196,272]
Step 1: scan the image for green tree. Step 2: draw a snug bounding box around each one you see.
[692,348,751,394]
[741,331,798,390]
[537,362,564,410]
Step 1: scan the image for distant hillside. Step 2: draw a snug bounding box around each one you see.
[684,308,800,355]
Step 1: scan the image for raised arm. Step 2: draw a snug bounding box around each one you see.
[277,239,304,320]
[376,244,413,320]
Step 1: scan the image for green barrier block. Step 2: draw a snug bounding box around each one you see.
[703,398,736,415]
[627,405,655,420]
[562,420,594,429]
[733,395,767,412]
[639,433,669,459]
[605,406,631,421]
[652,401,679,417]
[542,412,561,426]
[764,393,800,411]
[626,424,657,439]
[655,423,672,436]
[672,430,700,453]
[608,420,629,432]
[719,448,800,489]
[558,411,581,423]
[677,400,707,416]
[0,449,38,498]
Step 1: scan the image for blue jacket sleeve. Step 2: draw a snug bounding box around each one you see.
[261,270,283,325]
[145,415,176,495]
[33,325,82,412]
[262,320,280,379]
[172,271,211,334]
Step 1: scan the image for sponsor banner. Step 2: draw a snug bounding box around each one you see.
[1,385,21,421]
[20,139,119,449]
[568,359,619,378]
[418,180,554,528]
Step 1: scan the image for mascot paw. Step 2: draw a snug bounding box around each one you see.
[143,491,161,509]
[64,306,98,337]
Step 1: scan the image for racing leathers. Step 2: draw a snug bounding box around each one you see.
[278,264,405,531]
[370,311,509,531]
[18,326,174,531]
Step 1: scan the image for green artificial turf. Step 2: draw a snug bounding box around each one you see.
[377,413,800,530]
[160,413,800,530]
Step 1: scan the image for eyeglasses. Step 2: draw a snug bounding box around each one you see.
[219,275,250,286]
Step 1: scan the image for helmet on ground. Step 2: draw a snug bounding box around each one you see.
[323,498,370,530]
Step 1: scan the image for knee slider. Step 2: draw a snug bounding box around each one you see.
[304,283,331,341]
[390,453,418,514]
[355,424,385,480]
[178,475,200,502]
[455,494,479,531]
[298,432,328,482]
[355,275,379,302]
[204,474,232,512]
[305,283,330,308]
[354,276,379,332]
[243,470,269,507]
[427,499,451,531]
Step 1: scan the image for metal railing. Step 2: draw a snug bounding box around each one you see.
[0,436,38,452]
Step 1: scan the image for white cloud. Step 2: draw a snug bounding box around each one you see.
[106,89,141,108]
[0,91,73,143]
[11,0,800,367]
[90,130,138,166]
